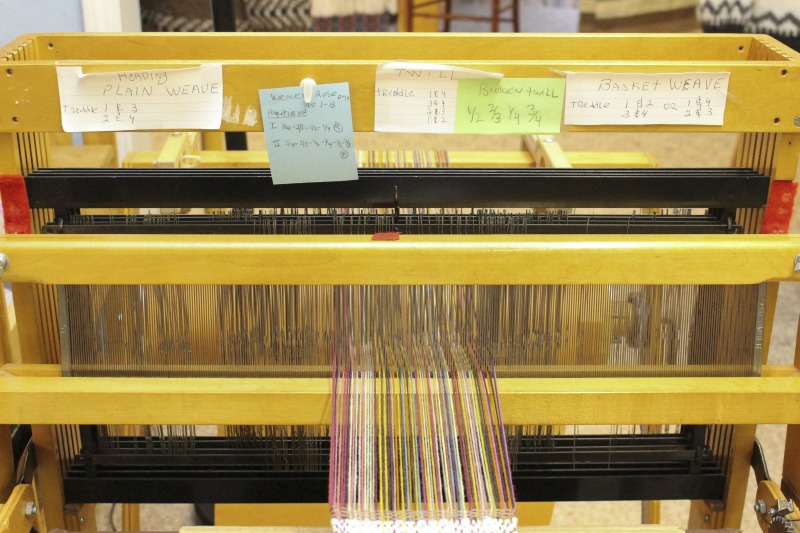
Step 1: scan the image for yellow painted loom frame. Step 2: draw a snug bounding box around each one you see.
[0,32,800,532]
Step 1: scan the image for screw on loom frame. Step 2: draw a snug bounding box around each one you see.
[756,499,768,514]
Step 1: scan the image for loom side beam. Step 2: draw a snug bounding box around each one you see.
[0,234,799,285]
[1,365,799,426]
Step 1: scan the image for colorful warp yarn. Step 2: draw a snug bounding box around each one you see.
[357,149,450,168]
[330,286,516,533]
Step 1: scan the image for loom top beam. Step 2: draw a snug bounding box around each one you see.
[7,32,785,61]
[0,233,798,285]
[1,33,799,132]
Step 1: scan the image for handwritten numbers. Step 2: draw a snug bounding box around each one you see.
[425,89,447,125]
[56,65,223,132]
[374,61,502,133]
[564,72,729,126]
[466,106,483,124]
[527,104,542,126]
[488,104,502,124]
[455,78,565,134]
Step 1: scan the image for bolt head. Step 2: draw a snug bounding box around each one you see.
[795,254,800,273]
[794,116,800,127]
[24,502,37,517]
[755,499,767,514]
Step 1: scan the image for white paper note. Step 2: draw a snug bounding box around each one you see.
[563,72,730,126]
[374,62,503,133]
[56,64,223,132]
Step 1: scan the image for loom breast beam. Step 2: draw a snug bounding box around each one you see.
[0,235,800,284]
[0,234,799,286]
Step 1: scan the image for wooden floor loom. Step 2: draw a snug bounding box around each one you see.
[0,32,800,533]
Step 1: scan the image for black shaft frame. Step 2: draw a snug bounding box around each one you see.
[25,167,769,210]
[65,428,723,504]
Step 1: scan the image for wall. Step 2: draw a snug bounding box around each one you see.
[0,0,83,46]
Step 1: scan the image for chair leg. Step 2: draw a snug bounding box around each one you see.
[512,0,520,32]
[491,0,500,32]
[443,0,452,32]
[406,0,415,31]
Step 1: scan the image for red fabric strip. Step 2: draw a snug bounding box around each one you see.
[760,180,797,234]
[372,232,400,241]
[0,175,31,234]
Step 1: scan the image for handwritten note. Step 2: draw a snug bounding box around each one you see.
[374,62,503,134]
[56,65,223,132]
[454,78,565,134]
[259,82,357,185]
[564,72,730,126]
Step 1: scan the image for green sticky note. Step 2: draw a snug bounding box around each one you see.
[455,78,566,134]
